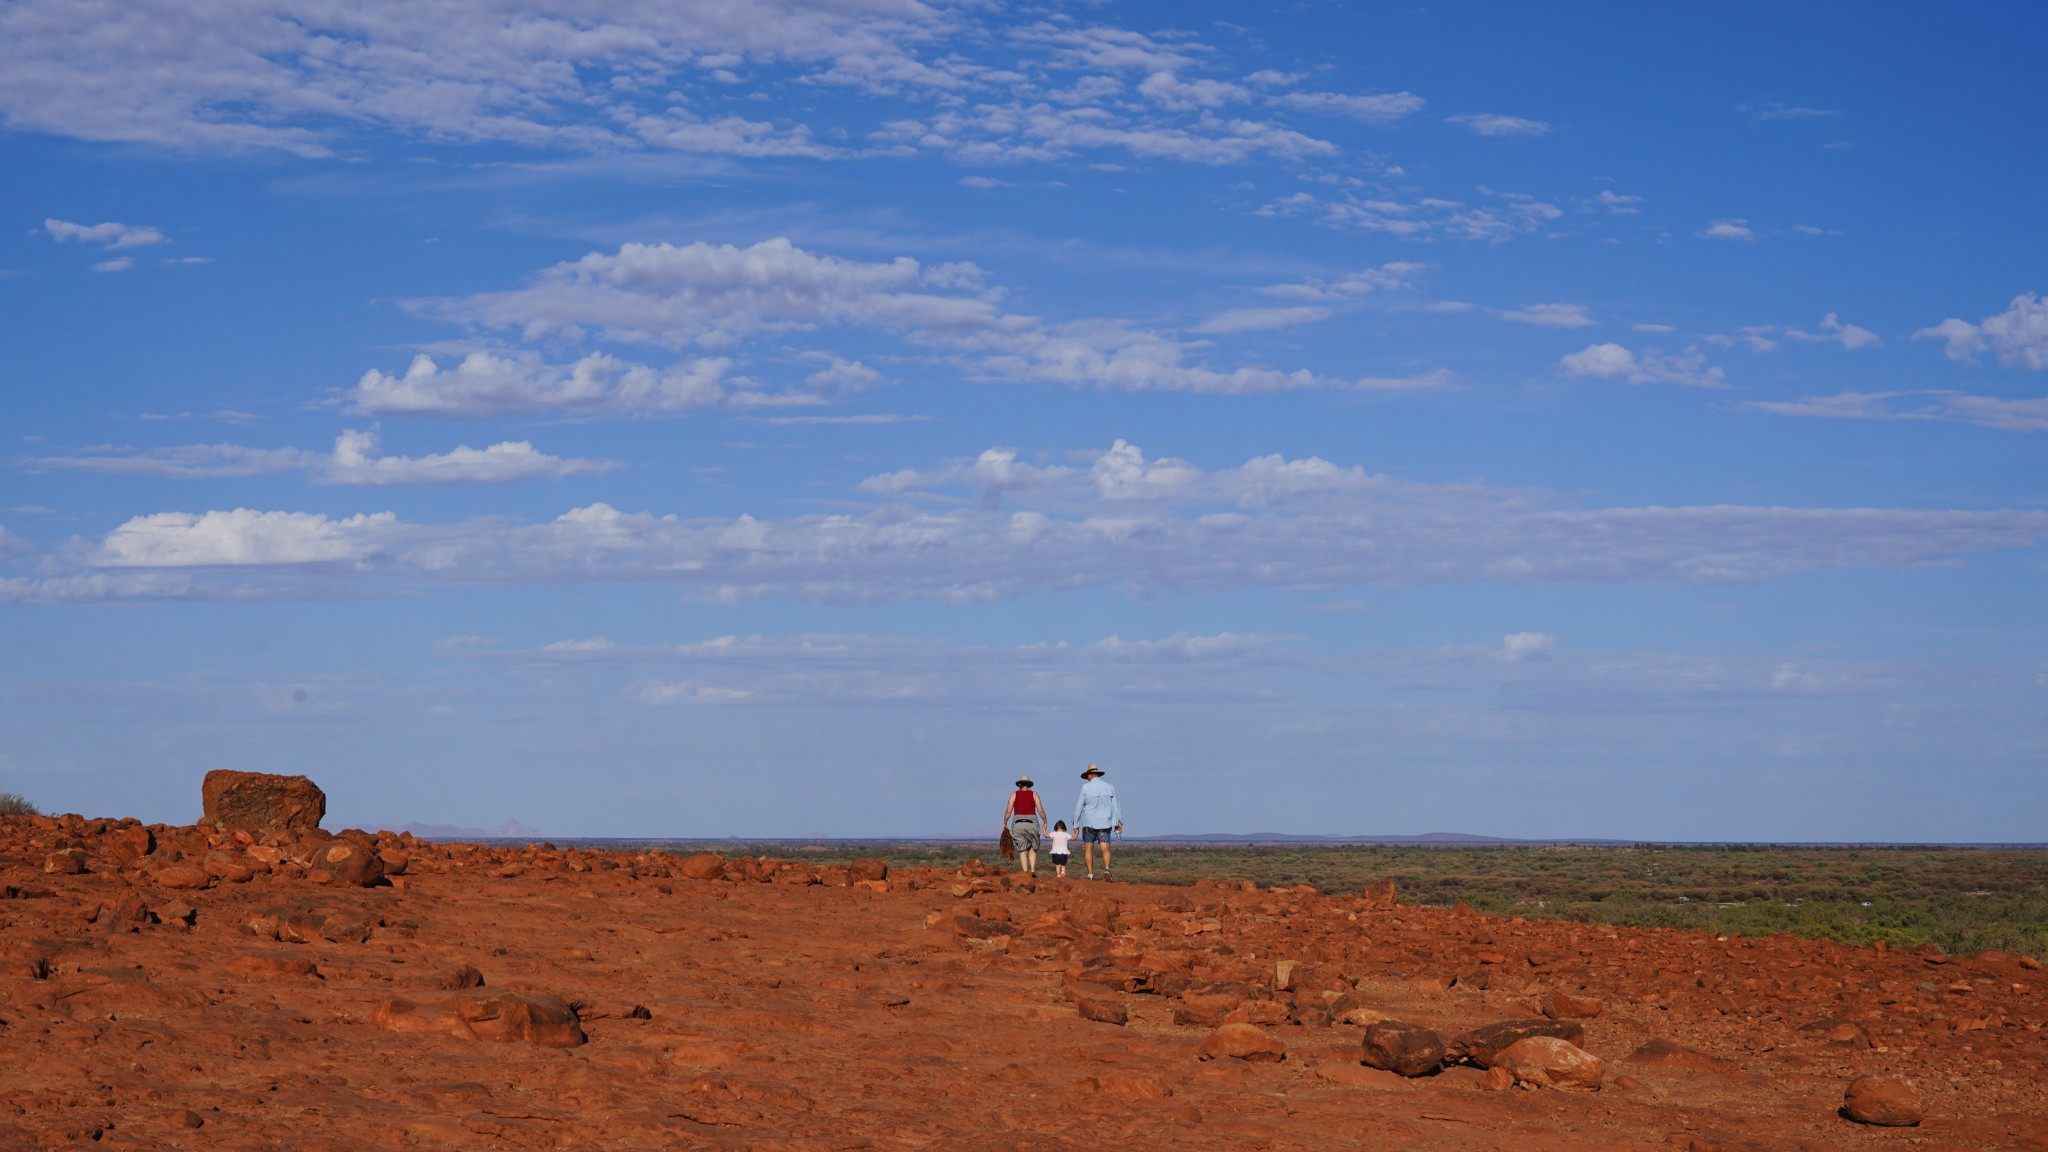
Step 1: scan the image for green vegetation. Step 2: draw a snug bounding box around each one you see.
[0,792,41,817]
[580,838,2048,960]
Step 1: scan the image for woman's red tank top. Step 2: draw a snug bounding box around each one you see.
[1012,790,1039,817]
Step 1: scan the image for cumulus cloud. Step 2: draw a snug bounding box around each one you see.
[1783,312,1881,350]
[1699,219,1754,241]
[1915,294,2048,370]
[18,429,614,484]
[13,439,2044,604]
[1559,342,1727,388]
[1448,113,1550,137]
[44,218,166,249]
[90,257,134,273]
[1497,303,1595,328]
[385,238,1447,403]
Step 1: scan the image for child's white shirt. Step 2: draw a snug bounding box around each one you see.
[1048,830,1073,853]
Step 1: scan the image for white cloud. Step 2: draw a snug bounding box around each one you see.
[1783,312,1881,350]
[1448,113,1550,137]
[1137,71,1248,111]
[396,238,1446,401]
[1741,103,1840,122]
[1746,390,2048,433]
[1257,263,1427,301]
[94,509,397,567]
[1559,342,1726,388]
[1273,90,1425,123]
[1502,632,1557,661]
[1593,191,1642,215]
[1699,219,1754,241]
[1915,293,2048,370]
[90,257,134,273]
[1195,306,1330,334]
[1632,323,1677,334]
[18,429,613,484]
[44,218,166,249]
[1273,191,1564,241]
[9,439,2047,604]
[1497,303,1594,328]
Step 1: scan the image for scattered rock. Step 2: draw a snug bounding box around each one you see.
[152,862,213,891]
[1360,1019,1444,1077]
[679,853,726,880]
[311,840,385,888]
[200,770,326,833]
[850,858,888,882]
[1540,988,1603,1019]
[1446,1019,1585,1068]
[1075,992,1128,1025]
[1477,1065,1513,1091]
[1798,1018,1870,1048]
[370,992,586,1048]
[1329,990,1388,1027]
[42,849,86,875]
[1360,880,1397,909]
[1626,1038,1739,1073]
[441,964,486,990]
[1197,1022,1286,1062]
[1172,992,1242,1028]
[228,955,321,980]
[1842,1075,1923,1126]
[1494,1036,1604,1092]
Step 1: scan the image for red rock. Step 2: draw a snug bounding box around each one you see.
[1625,1038,1739,1073]
[1197,1022,1286,1062]
[1494,1036,1604,1091]
[1446,1018,1586,1067]
[1360,1019,1444,1077]
[679,853,726,880]
[850,857,888,882]
[1076,991,1128,1025]
[1477,1065,1513,1091]
[1842,1075,1923,1126]
[1540,989,1603,1019]
[371,992,586,1047]
[311,839,385,888]
[200,770,326,833]
[43,849,86,875]
[1798,1017,1870,1048]
[1361,880,1397,909]
[152,862,213,890]
[379,849,410,877]
[228,954,321,980]
[1172,992,1242,1028]
[441,964,486,990]
[105,825,155,863]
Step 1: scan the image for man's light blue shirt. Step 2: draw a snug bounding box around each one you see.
[1073,778,1121,831]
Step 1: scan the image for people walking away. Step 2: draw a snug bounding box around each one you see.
[1072,764,1122,880]
[1002,776,1046,874]
[1047,821,1073,878]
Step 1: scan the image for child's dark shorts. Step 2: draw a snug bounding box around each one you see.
[1050,852,1070,865]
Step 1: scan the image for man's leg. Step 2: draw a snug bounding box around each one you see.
[1101,839,1112,875]
[1082,839,1096,877]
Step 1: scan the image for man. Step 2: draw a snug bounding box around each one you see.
[1071,764,1122,880]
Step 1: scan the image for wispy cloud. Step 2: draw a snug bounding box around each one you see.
[1447,113,1550,137]
[1746,390,2048,433]
[1558,342,1727,388]
[1497,303,1595,329]
[44,218,166,249]
[16,428,615,485]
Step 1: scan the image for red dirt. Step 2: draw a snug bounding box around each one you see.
[3,810,2045,1150]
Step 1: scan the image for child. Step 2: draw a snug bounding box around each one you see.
[1046,821,1073,878]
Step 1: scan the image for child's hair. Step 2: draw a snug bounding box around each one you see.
[1054,820,1067,830]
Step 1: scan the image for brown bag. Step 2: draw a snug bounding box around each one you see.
[999,827,1015,859]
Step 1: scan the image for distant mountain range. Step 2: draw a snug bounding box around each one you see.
[382,819,544,840]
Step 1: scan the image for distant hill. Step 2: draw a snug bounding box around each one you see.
[382,818,544,841]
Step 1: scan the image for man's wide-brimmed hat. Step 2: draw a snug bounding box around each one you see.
[1015,776,1034,787]
[1080,764,1104,778]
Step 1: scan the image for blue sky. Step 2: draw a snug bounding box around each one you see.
[3,1,2044,839]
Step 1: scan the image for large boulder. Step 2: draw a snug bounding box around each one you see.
[200,771,326,834]
[1197,1022,1286,1062]
[1494,1036,1604,1091]
[1446,1018,1585,1067]
[1360,1019,1444,1077]
[1842,1075,1923,1126]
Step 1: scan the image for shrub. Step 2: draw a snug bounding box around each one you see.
[0,791,41,817]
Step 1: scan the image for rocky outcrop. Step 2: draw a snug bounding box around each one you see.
[200,770,326,833]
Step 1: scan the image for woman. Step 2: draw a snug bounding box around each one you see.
[1001,776,1046,874]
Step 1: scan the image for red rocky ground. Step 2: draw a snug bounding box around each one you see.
[2,811,2045,1150]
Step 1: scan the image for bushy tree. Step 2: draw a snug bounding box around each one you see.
[0,792,41,816]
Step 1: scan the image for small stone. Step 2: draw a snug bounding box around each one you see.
[1360,1019,1444,1077]
[1494,1036,1604,1092]
[1197,1022,1285,1062]
[43,849,87,875]
[1477,1065,1513,1091]
[152,862,213,890]
[1172,992,1241,1028]
[1540,989,1603,1019]
[1842,1075,1923,1126]
[440,964,486,990]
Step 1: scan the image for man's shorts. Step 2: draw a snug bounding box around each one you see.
[1010,817,1041,845]
[1081,826,1114,843]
